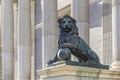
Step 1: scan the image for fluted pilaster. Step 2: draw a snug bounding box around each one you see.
[18,0,31,79]
[1,0,14,80]
[42,0,58,68]
[14,1,18,80]
[111,0,120,70]
[0,1,2,80]
[31,0,35,80]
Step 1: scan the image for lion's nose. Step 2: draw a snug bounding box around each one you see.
[65,25,68,28]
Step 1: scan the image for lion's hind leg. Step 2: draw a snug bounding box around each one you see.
[87,50,100,63]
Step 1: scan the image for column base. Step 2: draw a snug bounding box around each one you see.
[111,61,120,71]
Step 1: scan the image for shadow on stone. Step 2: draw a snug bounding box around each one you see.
[47,61,109,69]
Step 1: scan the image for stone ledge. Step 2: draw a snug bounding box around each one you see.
[38,63,120,79]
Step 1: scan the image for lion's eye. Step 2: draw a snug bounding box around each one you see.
[63,21,65,23]
[68,21,71,23]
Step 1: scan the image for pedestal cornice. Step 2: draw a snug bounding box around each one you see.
[38,64,120,79]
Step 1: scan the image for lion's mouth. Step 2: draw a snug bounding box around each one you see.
[63,27,72,33]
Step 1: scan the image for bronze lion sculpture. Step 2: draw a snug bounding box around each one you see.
[48,15,100,64]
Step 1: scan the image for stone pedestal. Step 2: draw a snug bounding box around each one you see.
[38,63,120,80]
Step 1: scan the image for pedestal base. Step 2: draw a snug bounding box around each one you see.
[38,62,120,80]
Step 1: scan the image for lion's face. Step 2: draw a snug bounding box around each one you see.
[58,15,77,34]
[61,17,73,33]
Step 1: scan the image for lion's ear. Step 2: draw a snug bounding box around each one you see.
[58,18,62,23]
[72,18,76,23]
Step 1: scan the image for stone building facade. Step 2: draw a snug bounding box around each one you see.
[0,0,120,80]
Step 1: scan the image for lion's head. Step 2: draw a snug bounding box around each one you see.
[58,15,78,35]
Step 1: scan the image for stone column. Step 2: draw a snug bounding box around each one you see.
[31,0,35,80]
[35,0,42,79]
[1,0,14,80]
[18,0,31,80]
[111,0,120,70]
[42,0,58,68]
[14,1,18,80]
[71,0,89,44]
[0,1,2,80]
